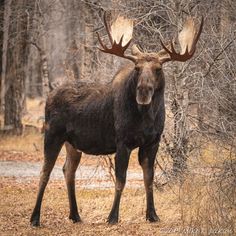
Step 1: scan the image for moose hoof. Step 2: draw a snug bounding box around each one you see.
[30,219,40,227]
[107,218,118,224]
[107,215,118,224]
[69,214,82,223]
[146,211,160,223]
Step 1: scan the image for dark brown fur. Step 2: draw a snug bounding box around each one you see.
[31,61,166,225]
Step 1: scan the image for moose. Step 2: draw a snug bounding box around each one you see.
[30,13,203,226]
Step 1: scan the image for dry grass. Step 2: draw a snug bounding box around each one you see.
[0,133,44,153]
[178,173,235,235]
[1,172,235,235]
[199,142,236,166]
[0,178,180,236]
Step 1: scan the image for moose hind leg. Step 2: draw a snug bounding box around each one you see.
[30,134,64,226]
[108,143,131,224]
[63,142,82,223]
[138,144,160,222]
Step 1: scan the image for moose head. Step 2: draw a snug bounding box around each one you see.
[97,13,203,106]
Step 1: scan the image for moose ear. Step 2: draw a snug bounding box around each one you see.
[131,44,142,56]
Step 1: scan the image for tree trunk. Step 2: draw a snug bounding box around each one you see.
[169,1,189,177]
[78,2,98,81]
[218,1,234,132]
[40,49,50,98]
[28,0,49,98]
[0,0,5,111]
[0,0,11,112]
[4,0,27,135]
[25,0,39,98]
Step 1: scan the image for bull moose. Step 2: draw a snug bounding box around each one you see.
[30,13,203,226]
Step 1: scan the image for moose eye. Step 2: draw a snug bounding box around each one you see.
[134,66,141,76]
[155,68,162,74]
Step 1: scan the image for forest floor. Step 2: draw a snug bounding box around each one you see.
[1,133,235,236]
[0,99,235,235]
[0,177,181,236]
[0,134,179,236]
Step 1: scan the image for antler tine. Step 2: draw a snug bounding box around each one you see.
[170,40,178,55]
[159,16,204,64]
[96,12,137,63]
[96,32,108,51]
[118,35,133,52]
[160,39,170,54]
[103,12,113,45]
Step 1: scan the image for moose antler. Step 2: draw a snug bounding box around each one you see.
[96,12,137,62]
[159,16,204,63]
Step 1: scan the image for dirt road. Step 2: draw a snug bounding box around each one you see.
[0,160,145,188]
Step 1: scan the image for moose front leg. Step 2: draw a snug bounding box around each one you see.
[108,143,131,224]
[138,143,160,222]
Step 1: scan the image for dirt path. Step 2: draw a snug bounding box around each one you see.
[1,155,212,189]
[0,160,145,188]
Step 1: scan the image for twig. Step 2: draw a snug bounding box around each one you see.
[204,38,235,77]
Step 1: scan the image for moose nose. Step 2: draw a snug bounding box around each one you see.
[137,85,153,96]
[136,85,154,105]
